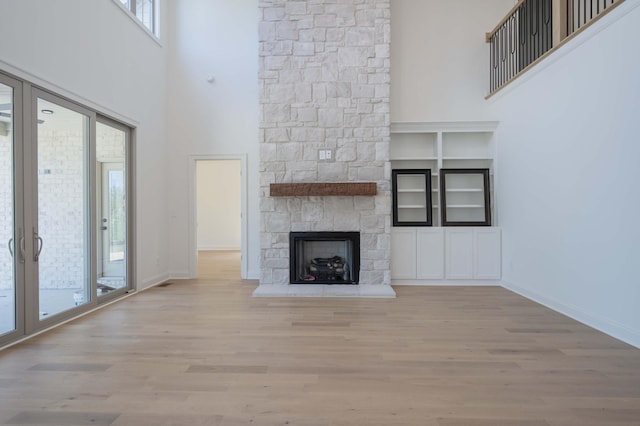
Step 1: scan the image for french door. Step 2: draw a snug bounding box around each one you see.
[0,73,23,341]
[0,72,132,347]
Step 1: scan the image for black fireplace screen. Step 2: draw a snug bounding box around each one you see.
[289,232,360,284]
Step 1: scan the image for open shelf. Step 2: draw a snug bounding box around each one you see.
[391,122,497,228]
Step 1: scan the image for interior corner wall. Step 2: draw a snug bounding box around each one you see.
[0,0,171,289]
[165,0,260,279]
[390,0,514,122]
[489,3,640,348]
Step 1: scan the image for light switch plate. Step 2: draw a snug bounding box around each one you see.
[318,149,334,162]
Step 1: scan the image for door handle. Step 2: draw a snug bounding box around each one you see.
[8,233,25,264]
[33,229,43,262]
[19,234,25,264]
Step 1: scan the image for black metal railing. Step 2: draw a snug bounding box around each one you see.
[487,0,624,94]
[488,0,553,93]
[567,0,620,34]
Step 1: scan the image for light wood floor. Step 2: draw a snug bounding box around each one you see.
[0,250,639,425]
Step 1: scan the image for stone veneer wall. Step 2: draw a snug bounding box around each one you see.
[258,0,392,288]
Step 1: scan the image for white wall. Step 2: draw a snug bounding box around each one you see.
[196,160,241,250]
[0,0,171,289]
[390,0,513,122]
[489,2,640,347]
[166,0,260,278]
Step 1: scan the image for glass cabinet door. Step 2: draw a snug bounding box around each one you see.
[392,169,433,227]
[440,168,491,226]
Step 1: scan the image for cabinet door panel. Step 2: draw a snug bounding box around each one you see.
[445,229,474,279]
[391,229,417,279]
[474,229,501,279]
[416,229,444,279]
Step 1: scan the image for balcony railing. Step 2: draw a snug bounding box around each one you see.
[487,0,623,95]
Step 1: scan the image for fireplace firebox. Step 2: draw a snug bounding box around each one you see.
[289,232,360,284]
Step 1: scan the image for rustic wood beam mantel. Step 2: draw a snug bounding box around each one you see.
[270,182,377,197]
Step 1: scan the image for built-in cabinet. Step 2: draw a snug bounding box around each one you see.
[390,122,501,284]
[390,121,497,226]
[391,227,501,283]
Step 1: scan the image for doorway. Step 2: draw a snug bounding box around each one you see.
[189,155,247,279]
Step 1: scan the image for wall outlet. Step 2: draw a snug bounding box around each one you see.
[318,149,334,162]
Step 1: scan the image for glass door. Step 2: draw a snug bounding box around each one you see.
[32,92,92,322]
[96,120,128,297]
[0,72,133,348]
[0,76,23,341]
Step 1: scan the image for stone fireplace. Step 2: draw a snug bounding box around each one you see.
[254,0,395,297]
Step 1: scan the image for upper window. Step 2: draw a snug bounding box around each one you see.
[118,0,156,35]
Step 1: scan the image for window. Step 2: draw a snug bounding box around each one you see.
[118,0,156,35]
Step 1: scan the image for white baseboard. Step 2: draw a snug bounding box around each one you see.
[392,279,501,286]
[502,280,640,349]
[139,272,171,290]
[169,270,193,279]
[197,246,241,251]
[247,269,260,280]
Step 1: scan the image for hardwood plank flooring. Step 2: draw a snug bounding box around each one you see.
[0,250,639,425]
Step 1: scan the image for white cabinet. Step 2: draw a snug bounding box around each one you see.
[391,227,501,283]
[473,228,502,279]
[390,228,417,280]
[445,228,501,280]
[389,122,500,284]
[445,228,475,279]
[416,229,444,279]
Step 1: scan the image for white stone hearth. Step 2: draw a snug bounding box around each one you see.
[253,284,396,298]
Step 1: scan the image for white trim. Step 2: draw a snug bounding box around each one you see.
[110,0,162,46]
[502,280,640,349]
[247,269,260,280]
[487,0,640,102]
[188,155,249,280]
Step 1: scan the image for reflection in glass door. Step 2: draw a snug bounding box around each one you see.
[0,82,17,336]
[36,97,90,319]
[96,121,127,296]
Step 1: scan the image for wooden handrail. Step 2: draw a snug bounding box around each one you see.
[486,0,527,42]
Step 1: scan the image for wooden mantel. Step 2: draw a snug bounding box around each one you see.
[270,182,377,197]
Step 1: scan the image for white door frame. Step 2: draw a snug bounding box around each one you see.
[187,154,248,279]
